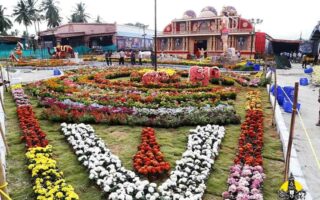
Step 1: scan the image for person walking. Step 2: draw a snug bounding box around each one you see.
[151,51,155,66]
[293,51,297,63]
[138,50,143,65]
[105,50,112,66]
[298,51,302,63]
[130,50,136,65]
[119,50,125,65]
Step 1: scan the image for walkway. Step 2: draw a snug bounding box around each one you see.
[277,64,320,199]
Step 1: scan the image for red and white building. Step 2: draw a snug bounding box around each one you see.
[156,6,266,58]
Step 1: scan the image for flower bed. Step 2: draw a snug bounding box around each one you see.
[13,59,77,67]
[11,84,79,199]
[61,123,225,199]
[222,165,265,200]
[42,101,240,127]
[313,65,320,85]
[26,146,79,200]
[26,67,240,127]
[222,91,265,200]
[133,127,170,178]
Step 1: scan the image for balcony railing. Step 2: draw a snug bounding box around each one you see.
[162,28,253,35]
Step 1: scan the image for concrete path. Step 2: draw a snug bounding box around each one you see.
[277,64,320,199]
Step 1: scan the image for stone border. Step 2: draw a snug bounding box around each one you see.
[267,85,313,200]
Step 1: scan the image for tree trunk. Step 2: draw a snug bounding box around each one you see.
[25,25,29,47]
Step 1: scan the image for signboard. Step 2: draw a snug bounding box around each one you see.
[299,41,313,54]
[278,173,306,200]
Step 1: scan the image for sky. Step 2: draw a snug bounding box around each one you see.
[1,0,320,40]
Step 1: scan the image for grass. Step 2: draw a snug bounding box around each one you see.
[5,86,284,200]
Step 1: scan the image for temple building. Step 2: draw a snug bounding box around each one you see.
[156,6,260,58]
[39,23,154,51]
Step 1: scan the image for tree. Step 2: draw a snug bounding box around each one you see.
[26,0,39,21]
[13,0,33,34]
[0,5,13,34]
[25,0,42,34]
[69,2,89,23]
[41,0,61,27]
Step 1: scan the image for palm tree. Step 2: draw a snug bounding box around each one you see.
[41,0,61,27]
[25,0,42,34]
[13,0,33,34]
[69,2,89,23]
[0,5,13,34]
[26,0,39,21]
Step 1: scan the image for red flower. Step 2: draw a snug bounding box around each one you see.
[133,127,170,178]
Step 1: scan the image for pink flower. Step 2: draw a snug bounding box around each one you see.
[222,191,230,198]
[228,184,237,193]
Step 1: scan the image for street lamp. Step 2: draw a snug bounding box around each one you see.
[249,18,263,59]
[154,0,158,71]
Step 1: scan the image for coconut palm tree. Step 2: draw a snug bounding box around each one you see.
[25,0,42,34]
[41,0,61,27]
[26,0,39,21]
[69,2,89,23]
[12,0,33,34]
[0,5,13,34]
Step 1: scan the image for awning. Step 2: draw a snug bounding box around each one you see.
[55,32,85,38]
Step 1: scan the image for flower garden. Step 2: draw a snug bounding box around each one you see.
[5,66,284,200]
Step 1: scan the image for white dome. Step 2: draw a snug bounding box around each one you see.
[182,10,197,19]
[221,6,237,16]
[199,6,217,18]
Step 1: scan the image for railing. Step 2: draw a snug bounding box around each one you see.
[162,28,253,35]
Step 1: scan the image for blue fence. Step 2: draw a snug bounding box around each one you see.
[0,45,117,59]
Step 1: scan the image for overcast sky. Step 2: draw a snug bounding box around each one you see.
[1,0,320,40]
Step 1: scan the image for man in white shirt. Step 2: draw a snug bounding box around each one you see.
[119,50,125,65]
[293,52,297,63]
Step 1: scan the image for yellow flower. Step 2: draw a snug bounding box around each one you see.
[56,192,64,198]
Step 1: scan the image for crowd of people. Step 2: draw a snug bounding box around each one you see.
[280,51,303,63]
[280,51,320,68]
[104,50,156,66]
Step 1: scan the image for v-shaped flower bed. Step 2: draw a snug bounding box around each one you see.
[133,127,171,178]
[222,91,265,200]
[11,84,79,200]
[61,123,225,199]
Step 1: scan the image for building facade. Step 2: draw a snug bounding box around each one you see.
[156,6,256,57]
[310,21,320,56]
[39,23,154,51]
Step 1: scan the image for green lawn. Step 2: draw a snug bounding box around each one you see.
[5,86,284,200]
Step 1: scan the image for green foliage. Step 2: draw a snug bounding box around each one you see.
[210,78,220,85]
[221,77,235,86]
[0,6,13,34]
[69,2,90,23]
[41,0,62,28]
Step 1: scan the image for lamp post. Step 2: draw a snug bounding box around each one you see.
[249,18,263,59]
[154,0,158,71]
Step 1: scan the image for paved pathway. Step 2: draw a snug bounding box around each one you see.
[277,64,320,199]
